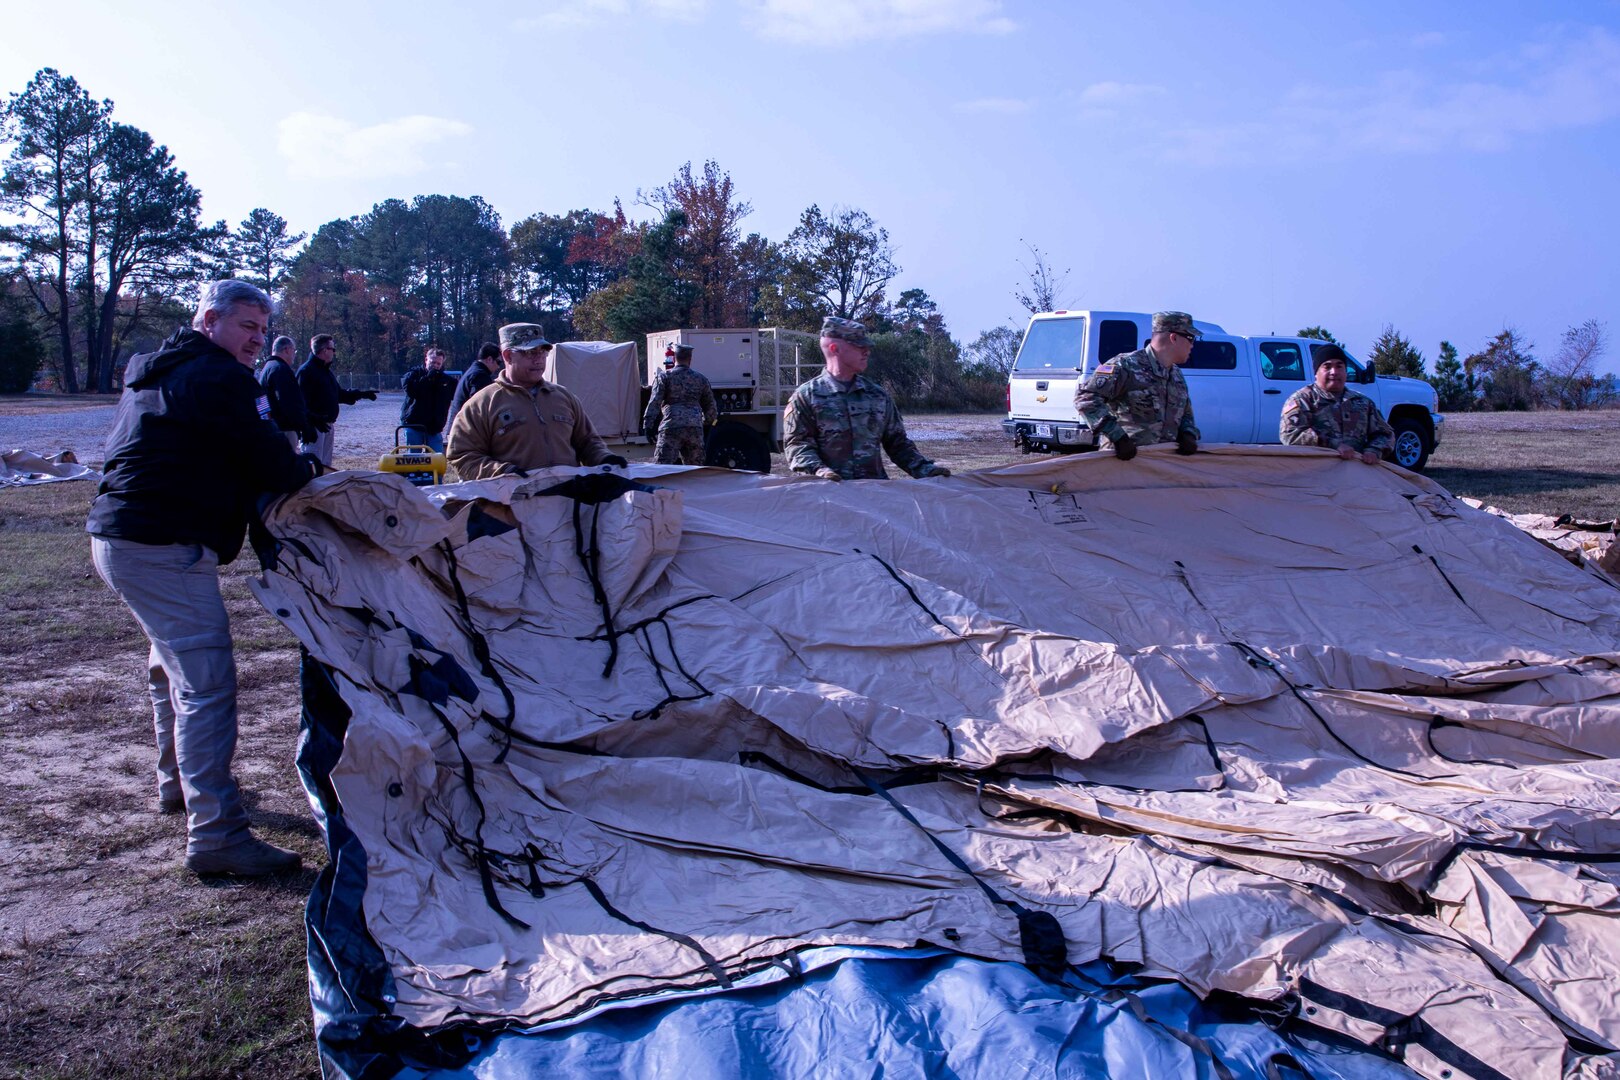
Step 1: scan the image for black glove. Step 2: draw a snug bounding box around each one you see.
[599,454,629,468]
[299,426,319,445]
[299,452,326,479]
[1113,433,1137,461]
[360,390,378,401]
[1176,432,1198,456]
[644,421,658,441]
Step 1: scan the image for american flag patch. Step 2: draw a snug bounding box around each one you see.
[1094,363,1115,375]
[256,396,271,419]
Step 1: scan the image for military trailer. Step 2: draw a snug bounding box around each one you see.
[645,328,822,472]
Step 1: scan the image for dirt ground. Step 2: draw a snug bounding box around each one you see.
[1,397,1616,1078]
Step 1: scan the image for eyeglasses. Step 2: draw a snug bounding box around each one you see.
[1177,333,1197,345]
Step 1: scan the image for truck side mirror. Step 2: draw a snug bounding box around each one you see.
[1360,365,1376,384]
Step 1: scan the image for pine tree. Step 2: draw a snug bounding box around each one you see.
[1368,324,1426,378]
[1430,340,1473,411]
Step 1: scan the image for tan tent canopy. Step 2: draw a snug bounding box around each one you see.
[259,446,1620,1079]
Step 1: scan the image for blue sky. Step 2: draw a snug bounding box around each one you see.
[4,0,1618,371]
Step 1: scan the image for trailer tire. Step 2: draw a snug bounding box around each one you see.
[706,421,771,472]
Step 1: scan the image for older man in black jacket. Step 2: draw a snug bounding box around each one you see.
[258,335,315,448]
[296,334,376,465]
[88,280,324,877]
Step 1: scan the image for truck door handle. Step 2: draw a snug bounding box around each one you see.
[1036,381,1048,391]
[1263,388,1281,395]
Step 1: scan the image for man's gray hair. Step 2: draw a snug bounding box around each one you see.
[272,335,294,354]
[192,279,272,329]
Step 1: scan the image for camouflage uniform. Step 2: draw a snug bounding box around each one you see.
[783,372,942,480]
[1074,347,1199,447]
[1280,384,1394,453]
[644,364,718,466]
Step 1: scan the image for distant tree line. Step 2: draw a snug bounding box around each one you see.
[1300,321,1615,412]
[0,66,1610,414]
[0,69,1008,408]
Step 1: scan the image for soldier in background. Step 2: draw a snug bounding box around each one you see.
[1280,344,1394,464]
[447,323,628,480]
[643,343,718,465]
[1074,310,1202,461]
[783,316,949,482]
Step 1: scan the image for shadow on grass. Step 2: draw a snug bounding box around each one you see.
[1426,465,1614,500]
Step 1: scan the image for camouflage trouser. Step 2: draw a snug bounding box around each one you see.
[654,425,705,465]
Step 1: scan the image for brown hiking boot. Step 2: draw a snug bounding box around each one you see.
[186,836,302,877]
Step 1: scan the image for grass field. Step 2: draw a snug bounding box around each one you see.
[0,405,1615,1078]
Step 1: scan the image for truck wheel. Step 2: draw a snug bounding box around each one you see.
[705,421,771,472]
[1389,417,1431,472]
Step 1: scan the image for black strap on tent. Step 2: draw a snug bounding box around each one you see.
[577,877,734,990]
[437,539,521,763]
[1228,641,1450,782]
[1098,983,1238,1080]
[535,471,661,680]
[857,549,963,638]
[1294,978,1512,1080]
[854,769,1068,983]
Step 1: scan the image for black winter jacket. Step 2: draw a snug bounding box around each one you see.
[86,330,320,563]
[297,355,366,428]
[257,356,310,438]
[446,362,496,428]
[400,368,459,433]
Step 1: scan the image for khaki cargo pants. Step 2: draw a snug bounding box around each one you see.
[90,537,252,855]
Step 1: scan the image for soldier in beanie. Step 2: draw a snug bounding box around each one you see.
[1280,344,1394,464]
[643,342,718,465]
[783,316,950,481]
[1074,311,1202,460]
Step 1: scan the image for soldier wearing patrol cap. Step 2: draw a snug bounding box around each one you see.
[783,315,949,481]
[1074,311,1202,460]
[643,342,718,466]
[446,322,628,480]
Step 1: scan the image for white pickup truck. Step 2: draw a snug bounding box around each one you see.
[1002,310,1444,471]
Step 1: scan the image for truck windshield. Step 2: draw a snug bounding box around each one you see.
[1014,317,1086,372]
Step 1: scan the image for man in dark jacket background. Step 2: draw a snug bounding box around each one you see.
[400,344,458,452]
[297,334,376,465]
[447,341,501,430]
[87,279,324,877]
[257,335,315,448]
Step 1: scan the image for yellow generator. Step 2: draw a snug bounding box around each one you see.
[378,426,447,487]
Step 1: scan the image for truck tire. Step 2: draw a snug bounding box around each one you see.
[705,421,771,472]
[1389,416,1431,472]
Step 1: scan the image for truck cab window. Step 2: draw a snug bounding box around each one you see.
[1186,341,1237,370]
[1259,342,1305,381]
[1098,320,1138,365]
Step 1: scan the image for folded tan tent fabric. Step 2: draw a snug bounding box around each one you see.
[1,448,98,487]
[255,446,1620,1080]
